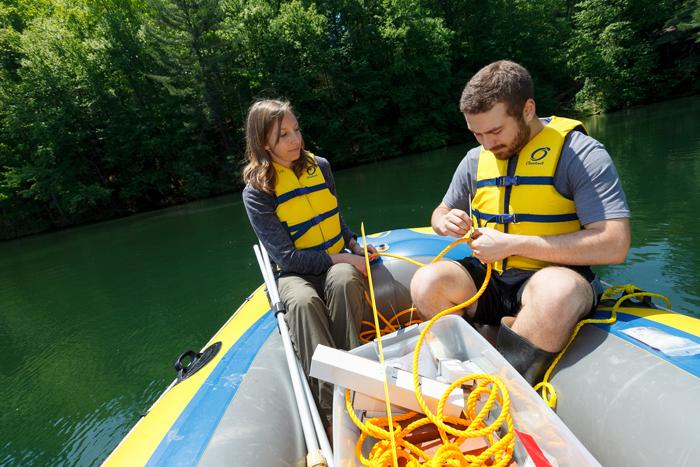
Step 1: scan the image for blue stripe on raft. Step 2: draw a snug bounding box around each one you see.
[146,311,277,467]
[592,310,700,378]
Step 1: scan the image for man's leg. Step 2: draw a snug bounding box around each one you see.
[410,260,479,320]
[496,266,593,384]
[513,266,593,352]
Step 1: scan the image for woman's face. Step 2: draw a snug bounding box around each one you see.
[266,112,302,168]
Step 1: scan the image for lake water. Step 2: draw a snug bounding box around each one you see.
[1,96,699,465]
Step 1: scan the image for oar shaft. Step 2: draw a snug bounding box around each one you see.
[253,243,333,467]
[297,358,334,464]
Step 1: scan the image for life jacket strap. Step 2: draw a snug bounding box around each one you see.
[306,232,343,252]
[276,182,328,204]
[285,207,340,241]
[476,175,554,188]
[473,209,579,225]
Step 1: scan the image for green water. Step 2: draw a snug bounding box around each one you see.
[1,96,699,465]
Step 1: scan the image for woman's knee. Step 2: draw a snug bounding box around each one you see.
[325,263,364,293]
[281,284,326,317]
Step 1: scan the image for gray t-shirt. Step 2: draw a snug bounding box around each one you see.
[243,156,355,275]
[443,129,630,225]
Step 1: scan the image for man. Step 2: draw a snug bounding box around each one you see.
[410,60,630,384]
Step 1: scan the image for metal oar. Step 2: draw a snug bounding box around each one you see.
[253,242,333,467]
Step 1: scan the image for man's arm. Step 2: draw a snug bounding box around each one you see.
[433,152,477,237]
[432,202,472,237]
[470,218,630,265]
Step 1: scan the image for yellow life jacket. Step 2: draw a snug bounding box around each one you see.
[273,154,344,254]
[472,117,585,273]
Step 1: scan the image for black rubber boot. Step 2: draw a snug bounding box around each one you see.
[496,318,557,386]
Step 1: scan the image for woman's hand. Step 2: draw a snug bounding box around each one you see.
[350,241,377,256]
[331,253,368,276]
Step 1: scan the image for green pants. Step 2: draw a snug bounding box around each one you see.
[277,263,369,426]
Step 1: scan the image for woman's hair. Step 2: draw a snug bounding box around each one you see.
[242,99,315,195]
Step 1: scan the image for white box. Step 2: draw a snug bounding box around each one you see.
[310,344,464,417]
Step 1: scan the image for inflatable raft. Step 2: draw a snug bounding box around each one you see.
[104,228,700,466]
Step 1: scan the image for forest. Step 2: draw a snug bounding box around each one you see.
[1,0,698,239]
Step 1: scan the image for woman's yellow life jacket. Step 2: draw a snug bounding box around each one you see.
[472,116,585,273]
[273,155,344,254]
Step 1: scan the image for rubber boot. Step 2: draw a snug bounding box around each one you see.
[496,318,557,386]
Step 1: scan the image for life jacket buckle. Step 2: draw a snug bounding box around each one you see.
[501,213,518,224]
[497,175,519,187]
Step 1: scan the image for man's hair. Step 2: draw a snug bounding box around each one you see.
[459,60,534,117]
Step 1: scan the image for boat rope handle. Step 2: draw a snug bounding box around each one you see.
[348,233,515,465]
[534,283,672,408]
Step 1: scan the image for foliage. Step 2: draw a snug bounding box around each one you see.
[568,0,676,113]
[0,0,697,238]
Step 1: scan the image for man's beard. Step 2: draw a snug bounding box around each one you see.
[492,118,531,160]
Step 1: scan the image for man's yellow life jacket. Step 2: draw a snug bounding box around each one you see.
[274,155,344,254]
[472,117,585,273]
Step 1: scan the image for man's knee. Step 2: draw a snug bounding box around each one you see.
[410,263,445,305]
[522,267,592,320]
[411,260,474,319]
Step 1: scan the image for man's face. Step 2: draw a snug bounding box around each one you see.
[465,102,530,160]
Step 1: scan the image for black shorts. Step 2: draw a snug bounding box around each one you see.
[456,257,601,325]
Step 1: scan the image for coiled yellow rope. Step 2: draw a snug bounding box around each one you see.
[534,283,672,408]
[349,232,515,466]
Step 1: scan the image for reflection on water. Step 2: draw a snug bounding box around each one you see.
[1,96,699,465]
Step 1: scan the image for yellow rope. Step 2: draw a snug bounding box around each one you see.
[356,238,471,344]
[347,235,515,465]
[534,283,672,407]
[358,291,421,344]
[362,223,399,467]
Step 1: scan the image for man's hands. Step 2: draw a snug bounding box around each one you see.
[433,207,472,238]
[432,203,512,262]
[469,227,512,263]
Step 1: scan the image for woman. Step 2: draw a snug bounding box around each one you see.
[242,98,374,426]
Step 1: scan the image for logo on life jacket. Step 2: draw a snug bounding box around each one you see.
[306,164,318,177]
[527,147,550,165]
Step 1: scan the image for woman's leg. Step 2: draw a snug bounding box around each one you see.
[323,263,369,351]
[277,273,335,425]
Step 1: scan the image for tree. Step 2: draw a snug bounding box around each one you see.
[568,0,674,112]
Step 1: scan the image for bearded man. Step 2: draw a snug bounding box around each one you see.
[410,60,631,384]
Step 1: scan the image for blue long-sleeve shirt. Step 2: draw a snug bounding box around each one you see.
[242,156,356,275]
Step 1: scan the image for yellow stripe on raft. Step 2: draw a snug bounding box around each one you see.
[103,285,270,466]
[408,227,435,235]
[597,306,700,337]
